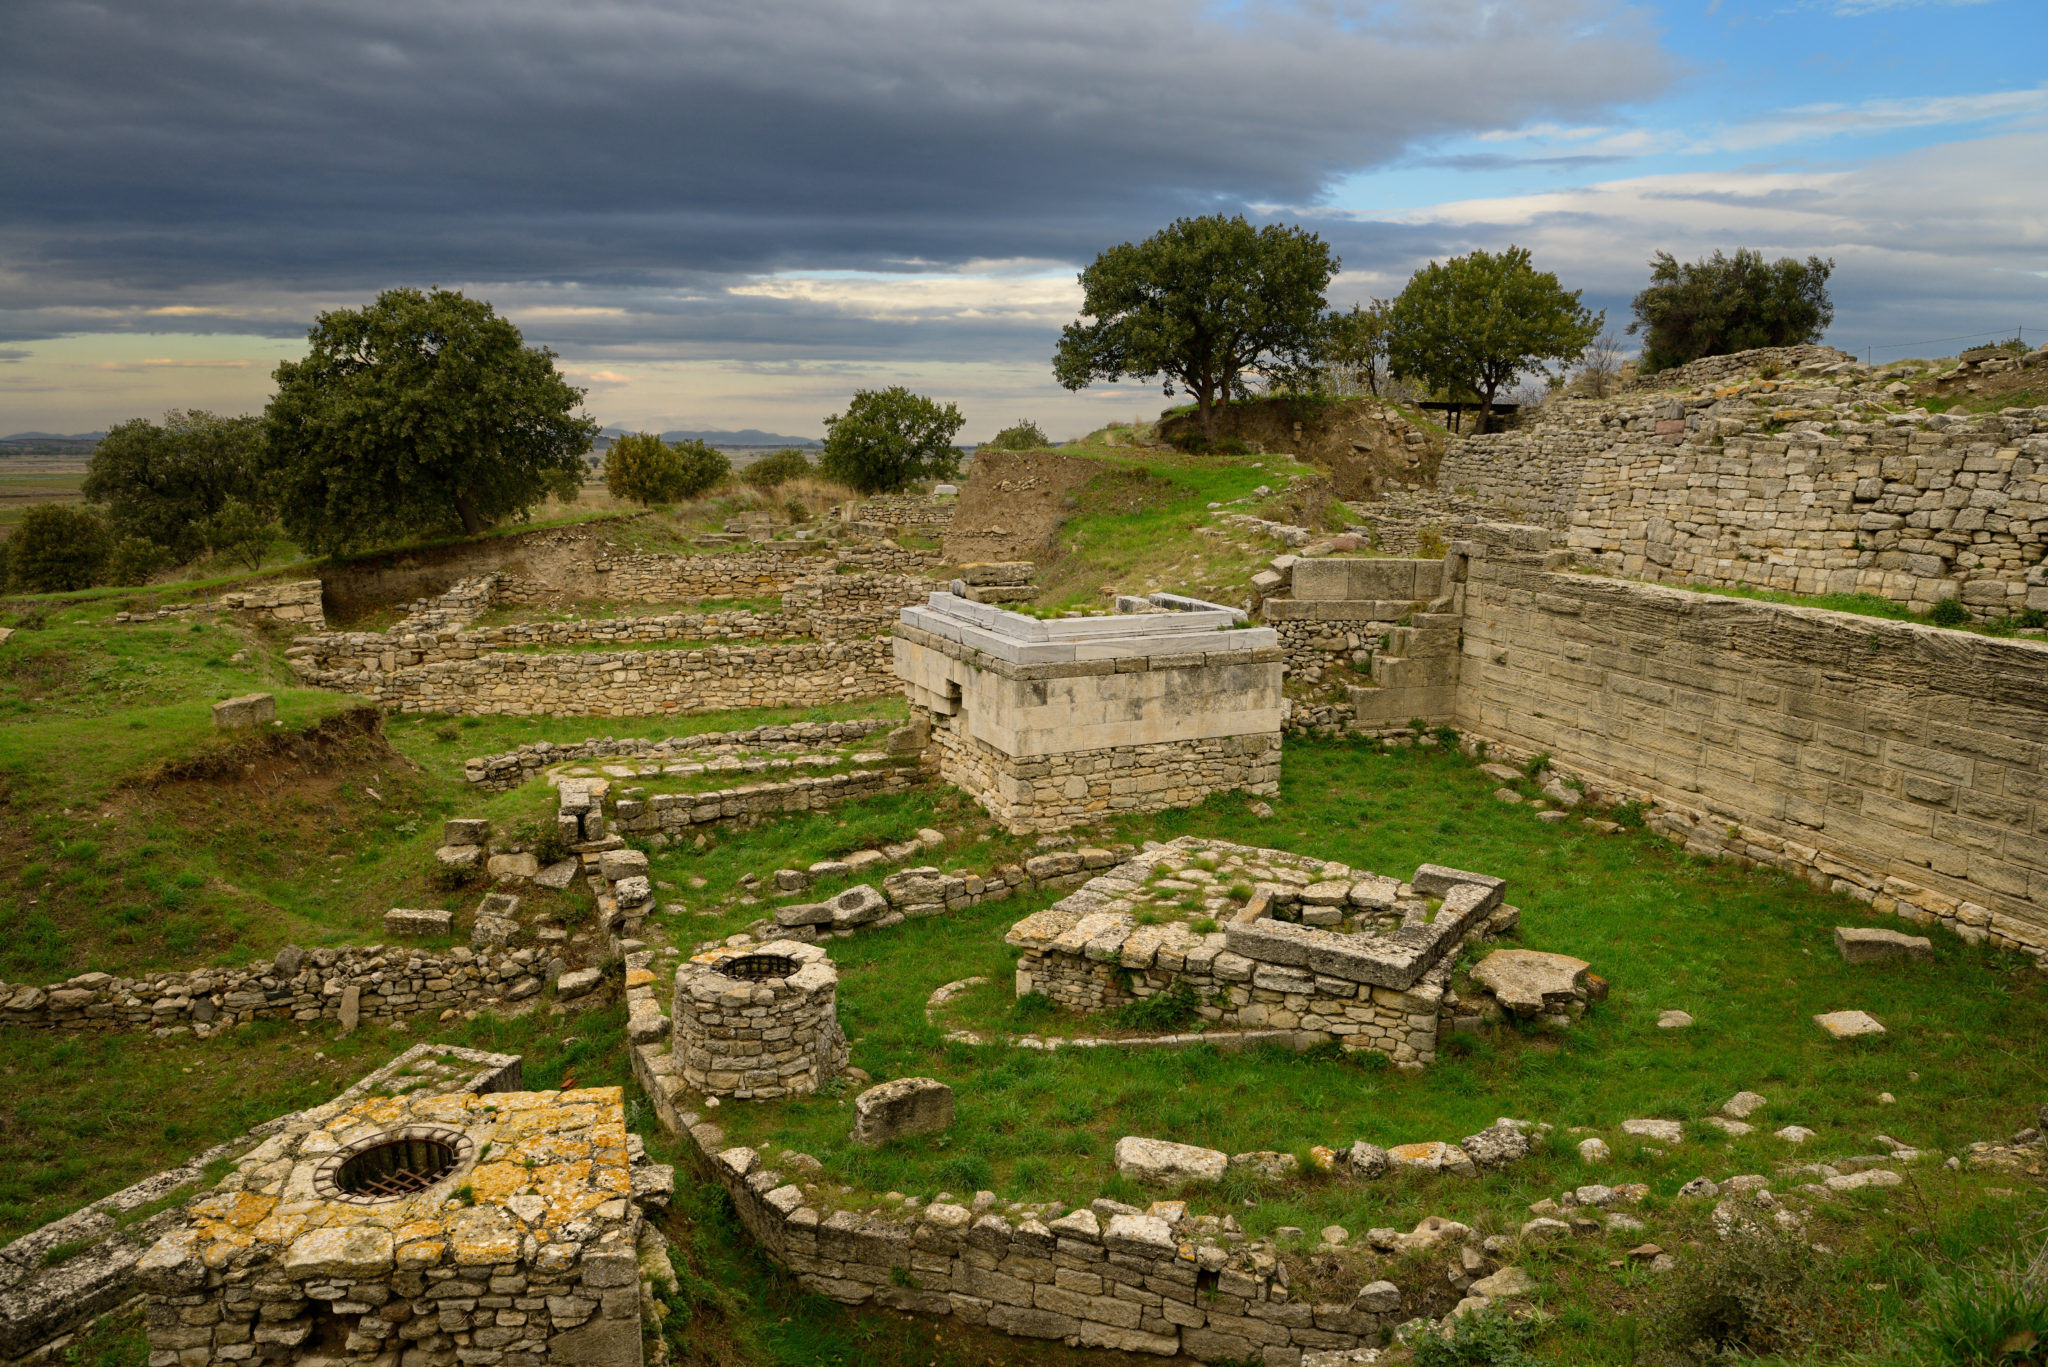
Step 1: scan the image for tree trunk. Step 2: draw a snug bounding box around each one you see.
[1478,379,1499,435]
[453,489,483,536]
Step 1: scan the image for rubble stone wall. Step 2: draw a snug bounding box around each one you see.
[463,719,899,790]
[1436,353,2048,617]
[302,638,896,715]
[499,546,939,604]
[0,944,571,1037]
[1455,539,2048,953]
[927,724,1280,834]
[613,763,922,834]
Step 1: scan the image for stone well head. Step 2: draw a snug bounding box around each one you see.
[135,1084,643,1367]
[671,939,849,1098]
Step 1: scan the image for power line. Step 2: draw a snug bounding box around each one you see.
[1865,325,2040,356]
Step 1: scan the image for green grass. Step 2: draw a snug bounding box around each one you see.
[706,736,2047,1235]
[1670,580,2045,633]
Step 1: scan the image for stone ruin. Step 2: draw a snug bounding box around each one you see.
[135,1082,648,1367]
[1006,838,1525,1067]
[670,940,848,1097]
[891,590,1282,832]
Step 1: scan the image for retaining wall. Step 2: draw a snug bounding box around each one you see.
[1454,532,2048,953]
[463,719,899,790]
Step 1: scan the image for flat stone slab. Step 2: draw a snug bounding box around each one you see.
[383,908,453,937]
[211,692,275,728]
[1722,1090,1767,1119]
[851,1077,954,1146]
[1469,949,1590,1016]
[555,967,603,1000]
[1114,1136,1227,1186]
[1814,1010,1886,1039]
[533,858,580,891]
[1621,1119,1683,1144]
[1657,1010,1694,1029]
[1834,927,1933,965]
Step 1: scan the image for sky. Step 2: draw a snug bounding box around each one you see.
[1,0,2043,442]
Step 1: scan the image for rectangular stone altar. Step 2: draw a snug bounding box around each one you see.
[891,593,1283,832]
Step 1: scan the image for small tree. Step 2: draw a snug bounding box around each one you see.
[105,537,173,586]
[1574,331,1627,398]
[1054,215,1339,440]
[10,505,109,591]
[741,448,813,489]
[982,420,1053,451]
[1319,301,1392,397]
[83,410,267,563]
[819,388,965,494]
[1386,246,1603,432]
[605,433,729,504]
[264,287,595,554]
[202,498,274,570]
[1628,249,1835,373]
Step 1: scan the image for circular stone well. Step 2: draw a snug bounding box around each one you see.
[671,939,849,1098]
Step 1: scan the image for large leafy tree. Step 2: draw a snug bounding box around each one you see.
[1053,215,1339,440]
[1319,301,1392,397]
[819,387,964,494]
[1628,249,1835,373]
[82,410,267,563]
[1386,246,1602,432]
[264,288,595,554]
[10,505,109,591]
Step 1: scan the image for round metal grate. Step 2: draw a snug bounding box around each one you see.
[312,1126,472,1204]
[716,953,799,982]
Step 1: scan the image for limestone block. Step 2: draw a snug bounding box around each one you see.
[281,1227,394,1279]
[1814,1010,1886,1039]
[829,884,890,927]
[1114,1136,1227,1185]
[1833,927,1934,964]
[211,692,275,728]
[384,908,453,937]
[556,968,603,1000]
[851,1077,955,1146]
[488,852,539,880]
[600,849,651,881]
[444,818,490,846]
[436,844,483,870]
[1468,949,1590,1016]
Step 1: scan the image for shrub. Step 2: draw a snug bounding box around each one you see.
[1111,979,1201,1031]
[84,410,268,561]
[1929,597,1971,627]
[10,504,109,591]
[606,433,729,505]
[819,387,964,494]
[2020,608,2047,630]
[983,419,1052,451]
[515,818,569,869]
[742,448,812,489]
[1651,1231,1826,1363]
[1522,751,1551,780]
[1411,1307,1543,1367]
[104,537,171,586]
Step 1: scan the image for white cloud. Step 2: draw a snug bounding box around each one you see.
[730,261,1081,325]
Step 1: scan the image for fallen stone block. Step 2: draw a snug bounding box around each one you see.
[444,818,490,846]
[851,1077,955,1146]
[435,844,483,870]
[211,692,275,728]
[555,967,603,1000]
[1114,1136,1227,1185]
[1814,1010,1886,1040]
[533,858,580,891]
[383,908,453,937]
[487,852,539,880]
[829,884,889,927]
[599,848,650,881]
[1834,927,1934,965]
[1469,949,1591,1016]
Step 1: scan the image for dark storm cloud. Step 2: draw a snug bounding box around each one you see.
[0,0,1673,345]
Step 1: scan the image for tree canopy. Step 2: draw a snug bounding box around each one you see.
[82,410,267,563]
[263,287,595,554]
[10,505,109,592]
[819,387,964,494]
[982,419,1053,451]
[605,432,728,504]
[741,448,813,489]
[1386,246,1602,431]
[1318,301,1391,397]
[1628,249,1835,373]
[1053,215,1338,438]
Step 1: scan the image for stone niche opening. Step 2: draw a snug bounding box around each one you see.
[1005,837,1521,1066]
[891,590,1283,832]
[136,1084,645,1367]
[672,940,849,1097]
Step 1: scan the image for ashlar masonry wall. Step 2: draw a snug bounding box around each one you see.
[1454,532,2048,953]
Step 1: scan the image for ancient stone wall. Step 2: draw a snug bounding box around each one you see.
[1618,344,1858,392]
[463,719,898,790]
[301,638,894,716]
[670,942,848,1097]
[1454,532,2048,953]
[511,545,938,604]
[613,763,922,836]
[928,726,1280,834]
[0,944,573,1037]
[1437,351,2048,618]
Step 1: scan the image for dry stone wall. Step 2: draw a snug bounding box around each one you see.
[463,719,897,790]
[317,638,893,715]
[518,545,938,604]
[1438,347,2048,618]
[1453,529,2048,954]
[0,943,579,1037]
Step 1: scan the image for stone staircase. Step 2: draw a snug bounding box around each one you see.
[1347,611,1461,728]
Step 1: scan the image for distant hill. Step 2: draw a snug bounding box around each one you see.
[0,432,103,455]
[596,426,820,450]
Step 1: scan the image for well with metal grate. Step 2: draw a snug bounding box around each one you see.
[672,939,848,1098]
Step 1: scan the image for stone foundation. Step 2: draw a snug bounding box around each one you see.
[928,726,1279,835]
[1007,839,1518,1066]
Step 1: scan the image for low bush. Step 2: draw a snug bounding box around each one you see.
[1651,1230,1828,1363]
[1930,598,1971,627]
[1918,1255,2048,1365]
[1411,1306,1543,1367]
[1111,978,1201,1031]
[983,419,1053,451]
[742,448,812,489]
